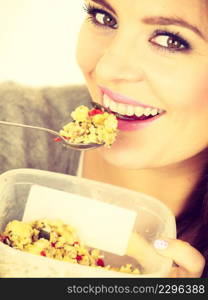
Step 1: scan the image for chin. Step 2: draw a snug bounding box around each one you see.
[97,146,150,170]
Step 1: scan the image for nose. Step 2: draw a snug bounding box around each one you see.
[95,31,145,83]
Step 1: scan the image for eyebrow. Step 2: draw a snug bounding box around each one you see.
[90,0,116,14]
[89,2,205,40]
[142,16,205,40]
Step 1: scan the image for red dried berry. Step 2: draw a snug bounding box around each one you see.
[76,255,83,262]
[88,109,104,117]
[0,235,9,243]
[40,250,46,256]
[73,241,79,246]
[53,137,62,142]
[51,242,57,248]
[96,258,105,267]
[54,136,70,142]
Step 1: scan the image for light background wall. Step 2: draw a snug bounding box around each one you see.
[0,0,86,86]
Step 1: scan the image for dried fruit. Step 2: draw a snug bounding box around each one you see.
[97,258,105,267]
[88,109,104,116]
[54,137,62,142]
[40,250,46,256]
[0,235,10,244]
[73,241,79,246]
[76,255,83,262]
[38,229,50,240]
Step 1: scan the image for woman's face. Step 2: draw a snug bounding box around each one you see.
[76,0,208,169]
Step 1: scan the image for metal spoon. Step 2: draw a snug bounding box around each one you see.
[0,120,104,151]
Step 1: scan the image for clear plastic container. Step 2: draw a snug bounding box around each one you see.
[0,168,176,278]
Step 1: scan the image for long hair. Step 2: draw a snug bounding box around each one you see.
[176,162,208,277]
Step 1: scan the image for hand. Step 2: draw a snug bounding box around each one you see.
[153,238,205,277]
[126,233,205,278]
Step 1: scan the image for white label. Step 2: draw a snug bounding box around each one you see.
[23,185,137,256]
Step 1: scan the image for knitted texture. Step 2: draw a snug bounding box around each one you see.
[0,82,91,175]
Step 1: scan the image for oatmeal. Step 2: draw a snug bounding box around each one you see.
[0,219,140,275]
[57,105,118,148]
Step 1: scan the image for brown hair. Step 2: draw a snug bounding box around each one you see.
[176,162,208,277]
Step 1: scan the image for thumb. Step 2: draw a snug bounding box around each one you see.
[153,238,205,277]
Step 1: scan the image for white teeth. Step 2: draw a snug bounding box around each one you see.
[109,100,118,112]
[103,94,110,108]
[150,108,158,116]
[144,107,152,116]
[135,106,145,117]
[103,94,161,117]
[117,103,126,115]
[126,105,134,116]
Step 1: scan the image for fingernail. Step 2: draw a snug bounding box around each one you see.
[153,239,168,250]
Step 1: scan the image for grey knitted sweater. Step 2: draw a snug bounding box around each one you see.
[0,81,92,175]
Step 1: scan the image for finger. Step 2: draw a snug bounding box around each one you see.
[127,232,161,269]
[153,239,205,277]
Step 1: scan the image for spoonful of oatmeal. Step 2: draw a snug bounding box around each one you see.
[0,105,118,151]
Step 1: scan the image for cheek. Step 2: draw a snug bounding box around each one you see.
[178,73,208,117]
[191,74,208,109]
[152,66,208,112]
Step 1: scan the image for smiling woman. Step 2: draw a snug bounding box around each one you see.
[1,0,208,278]
[76,0,208,277]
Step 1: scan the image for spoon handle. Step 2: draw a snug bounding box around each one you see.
[0,120,60,138]
[0,120,104,151]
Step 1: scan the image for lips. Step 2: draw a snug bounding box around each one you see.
[98,86,165,122]
[100,86,160,108]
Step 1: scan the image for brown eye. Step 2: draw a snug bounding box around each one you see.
[149,30,192,52]
[95,12,117,28]
[150,34,187,51]
[167,37,183,49]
